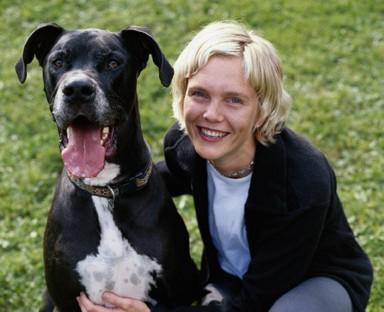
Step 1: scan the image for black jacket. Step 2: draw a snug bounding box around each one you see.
[155,123,373,312]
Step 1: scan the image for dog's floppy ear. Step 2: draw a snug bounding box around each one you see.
[119,26,174,87]
[15,23,64,83]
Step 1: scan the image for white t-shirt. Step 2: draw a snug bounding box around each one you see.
[207,162,252,278]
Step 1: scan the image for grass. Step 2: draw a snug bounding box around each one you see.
[0,0,383,311]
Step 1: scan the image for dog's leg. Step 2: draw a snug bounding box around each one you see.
[39,288,55,312]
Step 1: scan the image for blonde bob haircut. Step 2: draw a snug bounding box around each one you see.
[172,21,292,145]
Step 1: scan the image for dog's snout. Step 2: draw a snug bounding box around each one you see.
[62,79,96,103]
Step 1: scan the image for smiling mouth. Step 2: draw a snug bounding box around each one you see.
[199,127,228,140]
[59,117,117,178]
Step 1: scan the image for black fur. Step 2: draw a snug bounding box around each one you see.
[16,24,200,312]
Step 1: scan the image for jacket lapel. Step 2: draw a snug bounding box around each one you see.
[245,132,288,255]
[192,155,215,249]
[246,133,288,214]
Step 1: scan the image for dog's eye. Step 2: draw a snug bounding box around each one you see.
[106,60,120,70]
[52,58,64,69]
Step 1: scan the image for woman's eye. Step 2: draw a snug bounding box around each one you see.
[106,60,120,70]
[190,90,207,98]
[227,97,243,104]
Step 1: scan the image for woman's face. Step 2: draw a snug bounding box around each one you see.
[183,55,259,172]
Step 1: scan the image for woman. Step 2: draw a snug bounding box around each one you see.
[78,21,373,312]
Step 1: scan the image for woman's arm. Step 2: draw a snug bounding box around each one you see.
[156,160,191,196]
[155,123,195,196]
[77,292,220,312]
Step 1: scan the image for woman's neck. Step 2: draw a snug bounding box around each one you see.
[209,148,256,179]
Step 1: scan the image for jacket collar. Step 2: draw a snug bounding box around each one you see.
[246,131,288,214]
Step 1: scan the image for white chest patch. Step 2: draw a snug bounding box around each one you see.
[76,196,162,307]
[83,162,120,186]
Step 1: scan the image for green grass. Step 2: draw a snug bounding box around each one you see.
[0,1,383,311]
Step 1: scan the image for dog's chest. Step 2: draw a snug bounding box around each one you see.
[76,196,162,306]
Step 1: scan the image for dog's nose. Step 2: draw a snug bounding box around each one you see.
[62,79,96,103]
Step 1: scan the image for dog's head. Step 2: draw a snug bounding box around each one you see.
[16,23,173,179]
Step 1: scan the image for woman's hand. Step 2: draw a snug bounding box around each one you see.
[77,292,150,312]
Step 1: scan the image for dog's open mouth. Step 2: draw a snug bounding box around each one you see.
[60,117,117,178]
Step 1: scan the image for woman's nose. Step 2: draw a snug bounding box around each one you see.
[203,101,224,122]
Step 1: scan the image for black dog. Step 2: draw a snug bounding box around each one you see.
[16,23,200,311]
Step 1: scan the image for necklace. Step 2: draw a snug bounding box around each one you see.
[209,160,254,179]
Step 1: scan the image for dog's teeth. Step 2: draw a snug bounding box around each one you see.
[101,127,110,145]
[102,127,109,139]
[102,127,110,135]
[67,127,73,139]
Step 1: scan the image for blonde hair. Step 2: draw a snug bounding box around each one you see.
[172,21,291,145]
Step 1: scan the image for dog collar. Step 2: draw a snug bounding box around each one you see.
[67,161,153,199]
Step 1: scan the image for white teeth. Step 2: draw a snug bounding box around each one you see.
[67,127,73,139]
[201,128,226,138]
[102,127,109,137]
[100,127,110,145]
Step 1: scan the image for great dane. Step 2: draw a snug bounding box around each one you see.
[16,23,200,311]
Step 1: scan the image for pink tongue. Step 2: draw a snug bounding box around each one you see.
[61,126,106,178]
